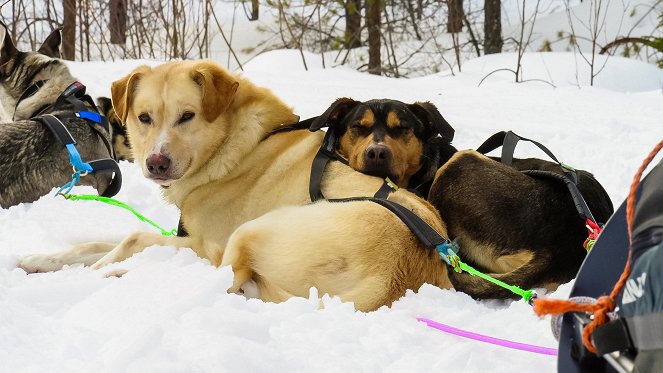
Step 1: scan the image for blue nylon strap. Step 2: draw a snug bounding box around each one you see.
[56,171,81,195]
[77,111,103,124]
[65,143,94,173]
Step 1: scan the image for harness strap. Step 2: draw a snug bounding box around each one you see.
[373,178,398,199]
[328,196,449,249]
[309,127,350,202]
[594,311,663,354]
[87,159,123,198]
[477,131,600,231]
[478,131,578,181]
[29,82,122,197]
[522,170,597,224]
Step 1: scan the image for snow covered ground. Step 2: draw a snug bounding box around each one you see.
[1,52,662,372]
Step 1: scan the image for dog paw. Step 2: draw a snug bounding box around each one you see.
[17,254,66,273]
[104,269,128,278]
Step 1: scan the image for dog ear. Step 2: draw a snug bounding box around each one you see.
[111,66,150,123]
[310,97,361,131]
[37,28,62,58]
[0,21,18,66]
[408,101,455,143]
[96,97,113,115]
[190,60,239,122]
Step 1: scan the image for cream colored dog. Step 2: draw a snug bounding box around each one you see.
[18,60,451,311]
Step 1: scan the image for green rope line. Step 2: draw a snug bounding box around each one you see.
[456,259,534,303]
[61,193,177,236]
[437,243,535,303]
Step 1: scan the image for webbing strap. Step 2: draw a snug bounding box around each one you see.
[523,170,597,223]
[309,129,335,202]
[373,178,398,199]
[476,131,603,227]
[477,131,578,182]
[309,127,350,202]
[328,196,449,249]
[88,159,123,197]
[38,114,77,146]
[594,311,663,354]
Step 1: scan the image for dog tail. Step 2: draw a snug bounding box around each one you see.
[221,225,298,303]
[448,251,559,300]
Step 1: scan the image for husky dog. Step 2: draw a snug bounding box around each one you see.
[0,22,113,208]
[96,96,133,162]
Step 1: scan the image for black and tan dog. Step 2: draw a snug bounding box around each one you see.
[326,98,456,195]
[0,23,113,208]
[322,97,613,298]
[96,97,133,162]
[428,150,614,299]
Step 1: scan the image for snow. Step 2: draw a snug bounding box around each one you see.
[1,51,662,372]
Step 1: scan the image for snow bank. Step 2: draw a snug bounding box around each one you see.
[1,51,662,372]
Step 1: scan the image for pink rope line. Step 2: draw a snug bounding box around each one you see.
[417,317,558,356]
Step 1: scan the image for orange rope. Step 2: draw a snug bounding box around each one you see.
[533,138,663,353]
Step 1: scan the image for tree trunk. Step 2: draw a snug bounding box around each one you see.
[251,0,259,21]
[172,0,179,58]
[366,0,382,75]
[63,0,76,60]
[447,0,463,33]
[484,0,502,54]
[110,0,127,44]
[345,0,361,49]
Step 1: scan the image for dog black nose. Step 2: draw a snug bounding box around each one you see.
[364,143,392,168]
[146,154,171,176]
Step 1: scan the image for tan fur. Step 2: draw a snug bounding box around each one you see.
[336,106,426,189]
[19,60,452,311]
[386,111,400,128]
[383,134,423,187]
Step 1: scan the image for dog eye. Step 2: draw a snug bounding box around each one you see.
[138,113,151,124]
[178,112,195,124]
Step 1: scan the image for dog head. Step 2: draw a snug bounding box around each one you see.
[0,21,71,121]
[310,98,455,188]
[111,60,239,187]
[96,96,134,162]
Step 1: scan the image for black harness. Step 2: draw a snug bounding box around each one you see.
[477,130,602,248]
[16,80,122,197]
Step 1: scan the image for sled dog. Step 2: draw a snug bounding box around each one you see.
[19,60,453,311]
[0,22,113,208]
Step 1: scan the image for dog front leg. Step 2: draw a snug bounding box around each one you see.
[18,242,117,273]
[90,232,194,269]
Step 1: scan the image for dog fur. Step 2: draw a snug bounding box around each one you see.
[326,98,455,194]
[0,23,113,208]
[427,150,614,299]
[18,60,453,311]
[97,96,133,162]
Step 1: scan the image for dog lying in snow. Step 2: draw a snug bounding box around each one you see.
[18,60,455,311]
[0,22,113,208]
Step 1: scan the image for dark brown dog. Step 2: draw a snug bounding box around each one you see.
[322,98,455,193]
[428,150,614,299]
[97,97,133,162]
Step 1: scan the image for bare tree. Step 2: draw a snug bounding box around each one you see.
[564,0,612,86]
[448,0,463,33]
[110,0,127,44]
[367,0,382,75]
[345,0,361,49]
[63,0,76,60]
[484,0,502,54]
